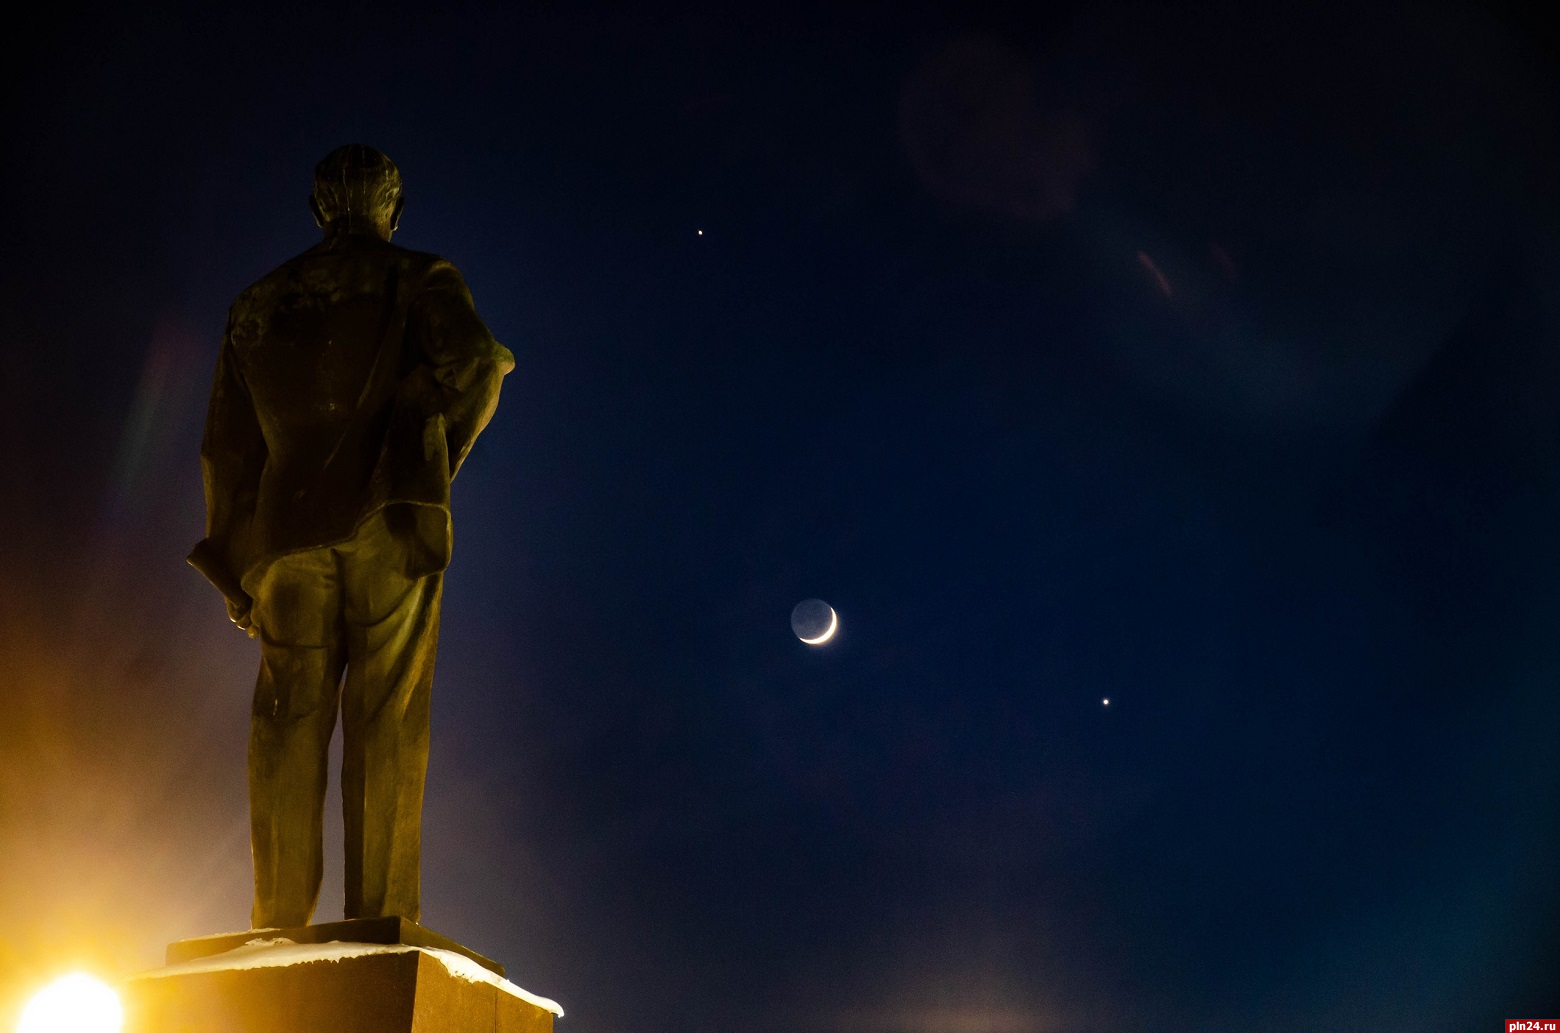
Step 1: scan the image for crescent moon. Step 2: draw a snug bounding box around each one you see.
[800,606,838,645]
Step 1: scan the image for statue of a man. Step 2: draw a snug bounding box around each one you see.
[190,144,513,930]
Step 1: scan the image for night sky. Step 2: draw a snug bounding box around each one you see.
[2,2,1560,1030]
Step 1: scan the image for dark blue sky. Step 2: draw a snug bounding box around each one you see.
[2,2,1559,1030]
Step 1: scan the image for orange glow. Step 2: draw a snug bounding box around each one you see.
[17,974,121,1033]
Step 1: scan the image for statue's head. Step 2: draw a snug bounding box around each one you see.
[309,144,404,240]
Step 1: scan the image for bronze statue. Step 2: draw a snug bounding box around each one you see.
[190,145,514,930]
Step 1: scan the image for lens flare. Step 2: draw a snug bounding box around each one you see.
[17,974,123,1033]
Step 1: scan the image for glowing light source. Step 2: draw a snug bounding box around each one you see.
[1102,698,1110,706]
[800,607,837,645]
[18,974,122,1033]
[791,599,838,645]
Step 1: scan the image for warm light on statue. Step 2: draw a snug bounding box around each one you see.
[17,974,122,1033]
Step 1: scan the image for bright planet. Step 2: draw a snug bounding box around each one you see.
[791,599,838,645]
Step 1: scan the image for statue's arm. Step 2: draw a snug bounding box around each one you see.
[406,260,515,478]
[198,312,267,590]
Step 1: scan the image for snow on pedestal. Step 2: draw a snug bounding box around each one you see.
[124,936,561,1033]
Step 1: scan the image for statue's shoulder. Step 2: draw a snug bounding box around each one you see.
[392,244,464,280]
[225,242,469,333]
[353,240,469,289]
[360,237,444,268]
[227,244,331,317]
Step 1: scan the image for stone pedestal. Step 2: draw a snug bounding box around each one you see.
[123,921,561,1033]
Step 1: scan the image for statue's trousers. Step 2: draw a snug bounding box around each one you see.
[246,512,442,928]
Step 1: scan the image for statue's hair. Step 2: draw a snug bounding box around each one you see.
[312,144,402,227]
